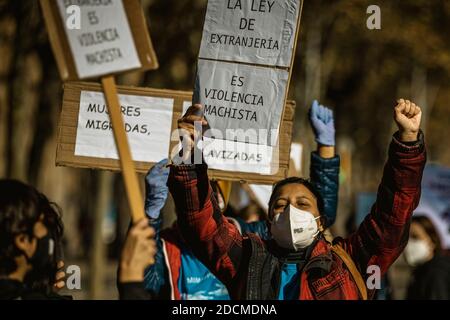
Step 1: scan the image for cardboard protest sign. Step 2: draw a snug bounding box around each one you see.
[195,0,303,167]
[56,82,296,184]
[199,0,301,67]
[40,0,158,80]
[41,0,160,221]
[55,0,141,78]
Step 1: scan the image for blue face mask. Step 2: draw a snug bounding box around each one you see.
[28,234,55,270]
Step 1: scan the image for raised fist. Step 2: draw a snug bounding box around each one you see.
[394,99,422,142]
[176,104,208,163]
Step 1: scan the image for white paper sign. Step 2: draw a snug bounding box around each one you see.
[183,101,278,175]
[199,0,301,67]
[75,91,173,162]
[174,133,276,175]
[415,164,450,249]
[184,99,280,175]
[249,184,272,212]
[195,60,288,146]
[290,142,302,173]
[57,0,141,78]
[203,137,276,175]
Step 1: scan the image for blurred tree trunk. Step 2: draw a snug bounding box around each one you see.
[89,171,114,299]
[0,3,16,178]
[412,66,428,134]
[300,12,322,179]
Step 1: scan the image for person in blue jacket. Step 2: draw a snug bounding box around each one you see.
[143,100,340,300]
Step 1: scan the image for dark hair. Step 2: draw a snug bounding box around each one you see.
[412,215,442,254]
[0,179,63,283]
[268,177,325,221]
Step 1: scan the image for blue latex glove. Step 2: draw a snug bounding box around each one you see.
[144,159,169,219]
[309,100,336,146]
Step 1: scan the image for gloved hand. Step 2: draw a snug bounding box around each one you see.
[144,159,169,219]
[309,100,335,146]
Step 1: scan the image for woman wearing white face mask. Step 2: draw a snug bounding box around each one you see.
[169,99,426,300]
[406,216,450,300]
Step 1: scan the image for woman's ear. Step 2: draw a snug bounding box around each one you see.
[318,216,326,232]
[14,234,35,258]
[15,234,28,251]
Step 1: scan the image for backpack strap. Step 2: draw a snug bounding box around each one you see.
[246,234,280,300]
[331,244,368,300]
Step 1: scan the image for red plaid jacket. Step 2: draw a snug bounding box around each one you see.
[168,133,426,300]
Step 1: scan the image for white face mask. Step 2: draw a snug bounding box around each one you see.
[404,239,432,267]
[271,205,320,250]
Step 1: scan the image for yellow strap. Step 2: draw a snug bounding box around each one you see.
[331,244,368,300]
[217,180,232,209]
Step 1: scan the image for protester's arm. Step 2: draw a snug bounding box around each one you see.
[168,105,245,285]
[142,160,169,296]
[118,219,157,300]
[142,218,167,295]
[309,100,340,226]
[338,100,426,279]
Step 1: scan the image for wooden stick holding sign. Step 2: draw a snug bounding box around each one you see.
[101,76,145,221]
[40,0,159,222]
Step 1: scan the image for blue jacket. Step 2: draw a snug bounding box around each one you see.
[310,152,340,226]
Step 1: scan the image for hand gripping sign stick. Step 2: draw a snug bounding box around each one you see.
[40,0,159,222]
